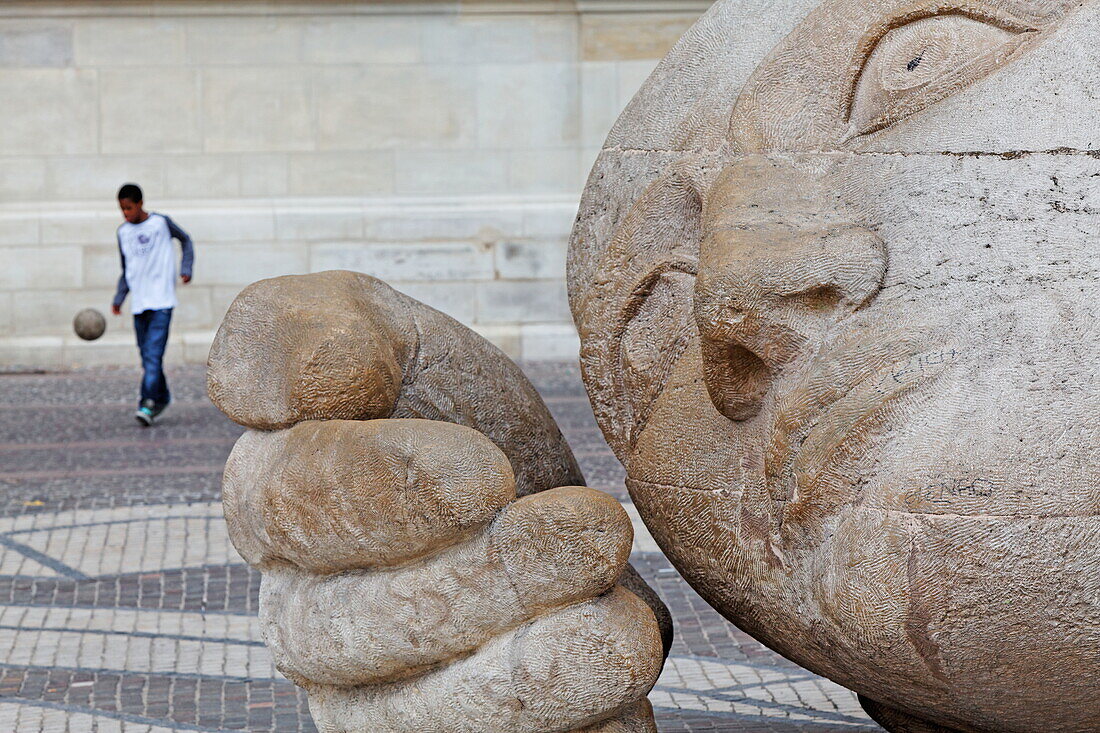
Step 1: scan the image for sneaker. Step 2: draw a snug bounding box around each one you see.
[151,400,171,418]
[135,399,156,427]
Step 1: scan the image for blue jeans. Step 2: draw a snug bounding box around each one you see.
[133,308,173,408]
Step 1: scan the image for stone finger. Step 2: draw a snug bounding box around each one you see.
[618,563,674,655]
[574,699,658,733]
[207,272,409,430]
[223,418,515,572]
[260,486,634,687]
[305,586,664,733]
[207,271,584,497]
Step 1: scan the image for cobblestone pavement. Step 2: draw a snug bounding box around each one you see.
[0,363,880,732]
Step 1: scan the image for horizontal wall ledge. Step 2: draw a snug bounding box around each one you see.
[0,193,582,367]
[0,0,715,19]
[0,322,581,368]
[0,193,581,236]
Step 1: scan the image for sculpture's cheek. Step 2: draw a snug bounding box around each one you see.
[631,416,1100,733]
[810,509,955,703]
[624,476,789,640]
[903,516,1100,730]
[803,507,1100,732]
[627,344,748,494]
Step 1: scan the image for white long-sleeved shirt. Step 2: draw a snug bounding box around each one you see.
[113,213,194,315]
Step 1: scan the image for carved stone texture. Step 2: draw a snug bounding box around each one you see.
[208,271,669,733]
[569,1,1100,731]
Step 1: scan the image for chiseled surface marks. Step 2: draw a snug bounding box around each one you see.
[207,270,584,498]
[569,1,1100,731]
[0,364,878,731]
[208,272,669,733]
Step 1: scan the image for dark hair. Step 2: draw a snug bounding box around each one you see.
[118,183,143,203]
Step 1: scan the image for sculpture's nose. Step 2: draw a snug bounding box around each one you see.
[694,160,887,421]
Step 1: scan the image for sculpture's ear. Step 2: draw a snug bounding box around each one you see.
[576,162,709,460]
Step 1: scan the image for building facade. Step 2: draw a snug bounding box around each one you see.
[0,0,710,367]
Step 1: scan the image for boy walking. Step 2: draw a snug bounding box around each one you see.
[111,183,194,427]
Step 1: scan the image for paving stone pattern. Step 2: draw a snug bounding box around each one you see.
[0,363,880,732]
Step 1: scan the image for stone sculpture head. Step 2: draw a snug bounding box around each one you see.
[570,1,1100,730]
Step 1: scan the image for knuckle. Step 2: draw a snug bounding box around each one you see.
[492,487,634,609]
[223,419,515,573]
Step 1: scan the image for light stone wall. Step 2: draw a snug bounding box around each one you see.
[0,0,709,367]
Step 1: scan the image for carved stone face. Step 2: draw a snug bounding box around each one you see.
[570,1,1100,730]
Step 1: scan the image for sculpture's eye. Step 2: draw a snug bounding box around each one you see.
[849,14,1031,137]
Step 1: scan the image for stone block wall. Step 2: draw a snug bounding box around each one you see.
[0,0,709,367]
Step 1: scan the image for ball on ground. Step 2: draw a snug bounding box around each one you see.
[73,308,107,341]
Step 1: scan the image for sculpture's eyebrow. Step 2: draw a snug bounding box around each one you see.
[841,4,1039,127]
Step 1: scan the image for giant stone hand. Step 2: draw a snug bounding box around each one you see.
[208,271,670,733]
